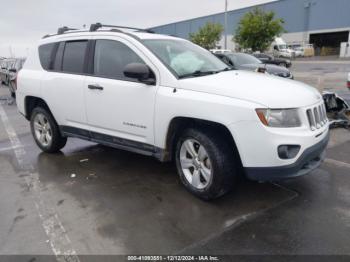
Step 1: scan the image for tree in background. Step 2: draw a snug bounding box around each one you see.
[190,22,224,50]
[234,8,285,52]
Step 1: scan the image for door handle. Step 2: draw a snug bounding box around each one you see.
[88,84,104,90]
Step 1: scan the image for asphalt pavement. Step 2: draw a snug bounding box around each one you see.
[0,60,349,261]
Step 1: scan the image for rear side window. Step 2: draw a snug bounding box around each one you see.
[62,41,88,74]
[93,39,145,80]
[38,43,56,70]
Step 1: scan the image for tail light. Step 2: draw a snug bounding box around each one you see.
[348,73,350,89]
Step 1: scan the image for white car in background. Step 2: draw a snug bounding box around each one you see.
[210,49,232,54]
[17,23,329,200]
[272,38,296,58]
[294,47,305,57]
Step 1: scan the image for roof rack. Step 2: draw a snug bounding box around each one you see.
[57,26,79,34]
[89,23,154,33]
[42,23,155,39]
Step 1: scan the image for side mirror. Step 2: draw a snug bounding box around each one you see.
[256,67,267,74]
[228,60,235,67]
[123,63,156,85]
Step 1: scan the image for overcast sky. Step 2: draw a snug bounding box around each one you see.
[0,0,276,57]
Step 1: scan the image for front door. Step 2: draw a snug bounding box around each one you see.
[85,37,159,146]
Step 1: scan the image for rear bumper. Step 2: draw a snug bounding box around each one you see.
[245,131,329,182]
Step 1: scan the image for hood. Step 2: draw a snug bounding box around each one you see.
[178,70,322,108]
[273,58,291,64]
[239,63,290,74]
[238,64,291,78]
[264,64,290,73]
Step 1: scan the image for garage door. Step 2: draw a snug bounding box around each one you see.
[310,31,349,56]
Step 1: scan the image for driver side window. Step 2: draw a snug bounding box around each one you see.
[223,56,233,66]
[94,40,145,81]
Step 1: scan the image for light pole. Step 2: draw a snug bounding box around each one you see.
[224,0,228,49]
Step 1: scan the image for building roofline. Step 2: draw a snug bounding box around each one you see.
[149,0,282,29]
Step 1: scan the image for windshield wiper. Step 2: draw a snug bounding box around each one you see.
[179,70,219,79]
[216,67,235,73]
[179,67,235,79]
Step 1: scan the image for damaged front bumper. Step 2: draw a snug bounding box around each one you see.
[323,91,350,129]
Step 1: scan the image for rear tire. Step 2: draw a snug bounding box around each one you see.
[175,128,240,200]
[30,107,67,153]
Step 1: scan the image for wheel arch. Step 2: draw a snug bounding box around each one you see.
[162,117,243,166]
[24,96,53,120]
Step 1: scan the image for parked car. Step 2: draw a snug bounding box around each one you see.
[216,52,293,79]
[8,58,26,97]
[0,58,16,86]
[17,23,329,200]
[0,60,9,84]
[271,37,295,58]
[210,49,232,54]
[253,53,292,68]
[293,47,305,57]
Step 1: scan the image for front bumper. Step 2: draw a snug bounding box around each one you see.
[245,131,329,181]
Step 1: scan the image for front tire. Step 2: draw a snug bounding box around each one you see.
[30,107,67,153]
[175,128,240,200]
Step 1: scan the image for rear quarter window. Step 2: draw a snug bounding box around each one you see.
[38,43,56,70]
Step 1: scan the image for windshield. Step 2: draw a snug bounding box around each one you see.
[143,39,228,78]
[228,53,262,66]
[278,44,288,50]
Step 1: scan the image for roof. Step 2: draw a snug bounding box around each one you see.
[40,25,182,45]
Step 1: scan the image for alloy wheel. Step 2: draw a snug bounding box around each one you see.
[33,113,53,147]
[179,139,212,190]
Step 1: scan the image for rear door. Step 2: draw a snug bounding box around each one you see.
[41,38,90,131]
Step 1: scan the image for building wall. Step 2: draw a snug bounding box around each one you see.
[150,0,350,48]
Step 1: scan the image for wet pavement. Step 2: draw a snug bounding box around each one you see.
[0,99,297,255]
[292,59,350,103]
[0,60,350,259]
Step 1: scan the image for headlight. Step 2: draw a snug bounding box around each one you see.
[256,109,301,127]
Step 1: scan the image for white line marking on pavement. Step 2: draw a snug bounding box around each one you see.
[0,145,24,152]
[325,158,350,169]
[0,104,80,262]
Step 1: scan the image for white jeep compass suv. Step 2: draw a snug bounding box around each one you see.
[17,23,329,200]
